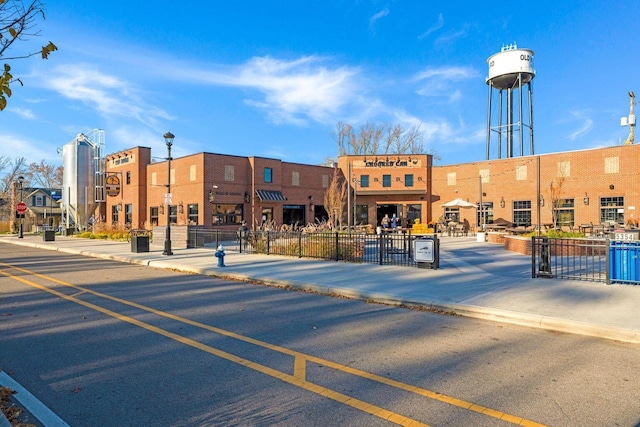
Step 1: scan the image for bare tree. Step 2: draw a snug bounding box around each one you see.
[335,121,427,156]
[27,159,62,187]
[548,177,566,229]
[0,0,57,110]
[323,169,347,228]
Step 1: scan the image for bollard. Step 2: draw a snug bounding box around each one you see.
[214,245,226,267]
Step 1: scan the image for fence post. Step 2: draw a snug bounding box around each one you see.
[531,236,537,278]
[606,238,611,285]
[539,236,551,275]
[335,232,339,261]
[267,231,271,254]
[298,231,302,258]
[379,233,384,265]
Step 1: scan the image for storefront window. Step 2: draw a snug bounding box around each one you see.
[213,204,243,225]
[477,202,494,226]
[150,207,159,226]
[555,198,574,227]
[111,205,119,227]
[169,206,177,225]
[407,204,421,225]
[513,200,532,226]
[188,204,198,224]
[355,204,368,225]
[125,203,133,227]
[600,196,624,224]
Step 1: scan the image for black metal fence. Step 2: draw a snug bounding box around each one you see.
[187,229,433,267]
[532,236,640,285]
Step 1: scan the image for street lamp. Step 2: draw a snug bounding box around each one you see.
[352,177,360,228]
[17,175,24,238]
[163,132,175,256]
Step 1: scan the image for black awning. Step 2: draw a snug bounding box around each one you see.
[256,189,287,202]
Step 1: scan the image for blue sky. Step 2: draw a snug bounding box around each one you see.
[1,0,638,167]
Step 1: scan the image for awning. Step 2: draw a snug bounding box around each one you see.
[256,189,287,202]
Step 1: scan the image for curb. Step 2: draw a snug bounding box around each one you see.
[3,238,639,344]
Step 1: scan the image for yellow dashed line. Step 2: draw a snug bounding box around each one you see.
[1,261,549,427]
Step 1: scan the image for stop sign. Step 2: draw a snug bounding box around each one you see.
[16,201,27,215]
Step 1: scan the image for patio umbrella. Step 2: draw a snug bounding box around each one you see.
[441,198,477,208]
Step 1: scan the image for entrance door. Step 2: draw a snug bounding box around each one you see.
[376,204,400,227]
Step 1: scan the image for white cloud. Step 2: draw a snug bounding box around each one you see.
[177,56,363,126]
[38,64,174,130]
[412,66,479,102]
[418,13,444,40]
[369,8,390,34]
[566,111,594,141]
[9,107,36,120]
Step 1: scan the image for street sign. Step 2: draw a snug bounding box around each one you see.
[50,191,62,201]
[164,193,172,204]
[16,201,27,215]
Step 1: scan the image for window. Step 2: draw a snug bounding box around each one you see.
[264,167,272,183]
[355,205,368,225]
[360,175,369,188]
[150,207,159,226]
[188,204,198,224]
[33,195,44,206]
[111,205,119,226]
[407,204,422,225]
[444,208,459,222]
[600,196,624,224]
[212,204,243,225]
[513,200,532,226]
[382,174,391,187]
[126,171,131,185]
[125,203,133,227]
[477,202,494,226]
[554,198,574,227]
[404,174,414,187]
[169,205,177,225]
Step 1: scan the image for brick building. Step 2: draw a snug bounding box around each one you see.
[103,143,640,232]
[104,147,335,230]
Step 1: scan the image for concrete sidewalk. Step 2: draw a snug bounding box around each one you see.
[2,234,639,344]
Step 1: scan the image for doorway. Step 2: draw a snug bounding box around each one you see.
[376,204,401,227]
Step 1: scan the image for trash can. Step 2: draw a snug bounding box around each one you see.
[609,240,640,283]
[42,229,55,242]
[476,232,486,242]
[130,230,150,253]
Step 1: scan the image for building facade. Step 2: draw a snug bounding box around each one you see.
[104,148,335,230]
[101,143,640,232]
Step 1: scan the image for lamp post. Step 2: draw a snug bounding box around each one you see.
[352,177,360,228]
[17,175,24,238]
[163,132,175,256]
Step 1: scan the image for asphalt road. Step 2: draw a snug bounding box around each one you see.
[1,243,639,426]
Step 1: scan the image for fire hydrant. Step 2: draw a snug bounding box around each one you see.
[214,245,226,267]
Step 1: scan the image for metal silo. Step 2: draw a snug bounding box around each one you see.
[61,131,105,231]
[486,43,535,159]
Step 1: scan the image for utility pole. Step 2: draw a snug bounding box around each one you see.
[622,91,636,145]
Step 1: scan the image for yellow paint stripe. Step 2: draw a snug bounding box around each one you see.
[0,266,428,427]
[294,356,306,380]
[0,261,549,427]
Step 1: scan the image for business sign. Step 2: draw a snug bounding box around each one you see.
[414,239,435,262]
[105,174,121,197]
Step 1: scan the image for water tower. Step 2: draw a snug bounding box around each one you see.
[486,43,535,159]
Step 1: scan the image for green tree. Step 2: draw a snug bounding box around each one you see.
[0,0,57,110]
